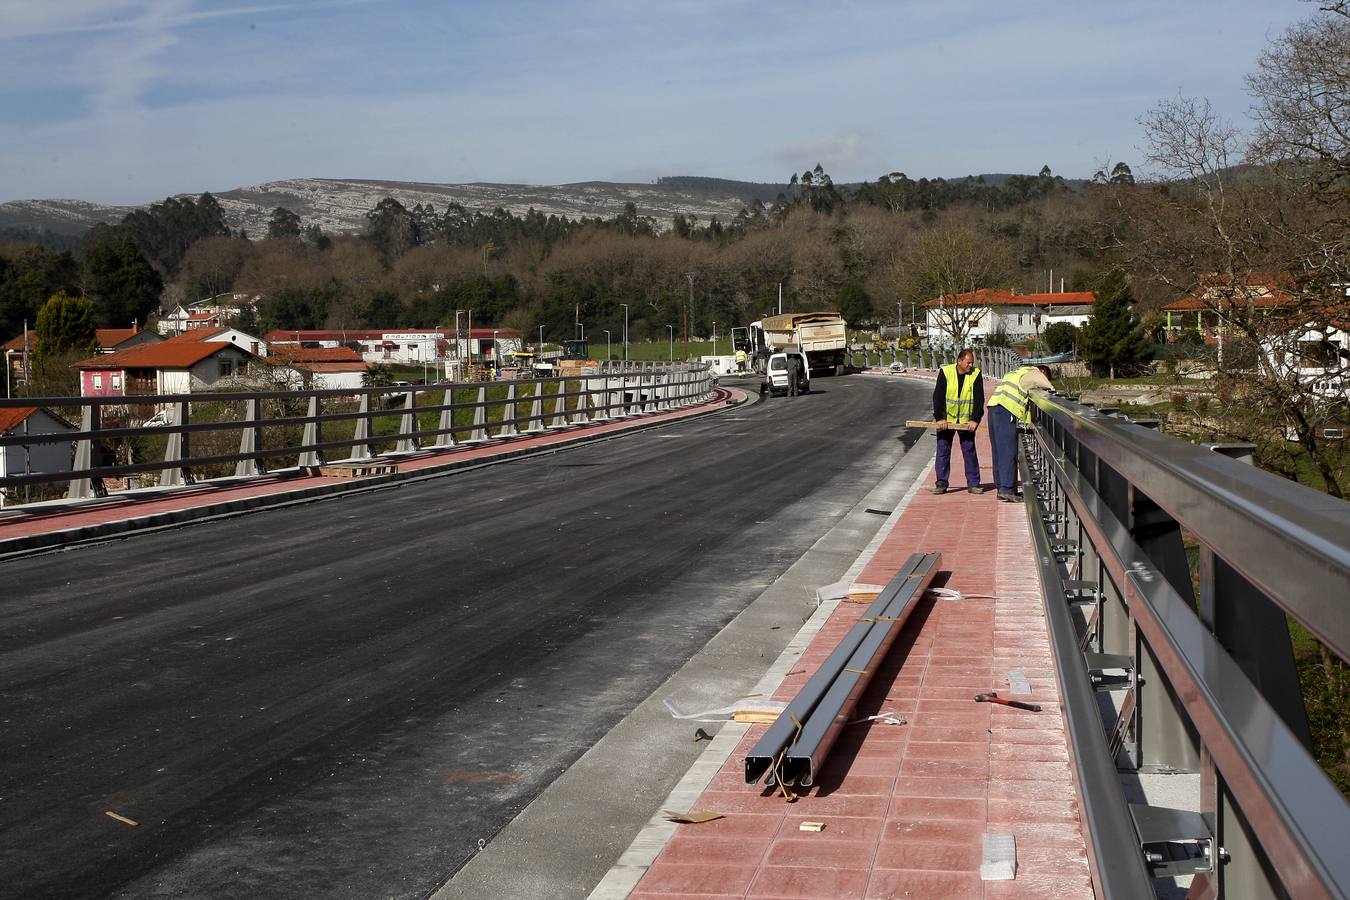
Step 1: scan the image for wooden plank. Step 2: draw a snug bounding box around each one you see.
[906,419,976,431]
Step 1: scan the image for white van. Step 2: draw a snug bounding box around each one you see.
[761,349,810,397]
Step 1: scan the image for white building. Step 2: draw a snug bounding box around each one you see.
[264,328,523,367]
[924,290,1098,345]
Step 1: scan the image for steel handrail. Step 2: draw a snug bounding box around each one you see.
[1032,394,1350,659]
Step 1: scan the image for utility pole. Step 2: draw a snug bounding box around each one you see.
[685,273,695,348]
[667,324,673,362]
[621,303,629,362]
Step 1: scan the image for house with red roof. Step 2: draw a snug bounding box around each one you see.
[924,290,1099,344]
[72,339,260,398]
[266,345,369,390]
[95,326,161,354]
[160,325,268,357]
[0,407,77,503]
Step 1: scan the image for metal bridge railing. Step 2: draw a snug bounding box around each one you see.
[845,344,1022,377]
[0,364,715,505]
[1022,391,1350,899]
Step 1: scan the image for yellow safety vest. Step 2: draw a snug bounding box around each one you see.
[989,366,1036,423]
[735,349,747,362]
[941,363,980,424]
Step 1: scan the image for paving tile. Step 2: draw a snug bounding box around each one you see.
[764,837,876,870]
[888,795,987,823]
[746,865,870,899]
[661,835,774,866]
[640,862,761,895]
[981,872,1095,898]
[871,840,982,872]
[865,868,983,900]
[890,775,989,800]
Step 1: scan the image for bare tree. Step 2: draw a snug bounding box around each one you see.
[1121,88,1348,496]
[900,223,1013,345]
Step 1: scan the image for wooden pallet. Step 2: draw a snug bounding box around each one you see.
[309,461,398,478]
[905,419,976,431]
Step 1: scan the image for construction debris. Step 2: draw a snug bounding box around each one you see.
[105,811,138,827]
[799,821,826,832]
[663,810,723,825]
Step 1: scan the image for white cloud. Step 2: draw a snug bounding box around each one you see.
[771,132,880,178]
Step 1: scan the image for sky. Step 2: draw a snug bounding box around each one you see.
[0,0,1318,205]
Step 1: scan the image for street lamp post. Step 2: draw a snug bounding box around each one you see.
[492,329,499,372]
[712,321,717,357]
[602,329,611,362]
[620,303,629,362]
[666,325,673,362]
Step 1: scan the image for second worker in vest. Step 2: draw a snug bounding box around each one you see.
[930,348,985,495]
[987,363,1055,502]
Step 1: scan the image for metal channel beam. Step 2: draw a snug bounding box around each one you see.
[744,552,936,785]
[1021,453,1156,897]
[781,552,940,787]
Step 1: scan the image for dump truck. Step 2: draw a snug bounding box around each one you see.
[732,311,847,376]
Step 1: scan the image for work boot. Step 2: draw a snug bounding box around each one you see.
[997,491,1018,503]
[968,486,986,495]
[930,482,948,495]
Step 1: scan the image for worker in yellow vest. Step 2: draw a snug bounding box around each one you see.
[987,363,1054,502]
[930,348,985,495]
[735,348,748,373]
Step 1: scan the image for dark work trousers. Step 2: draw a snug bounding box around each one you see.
[934,427,980,489]
[787,367,799,396]
[987,405,1019,492]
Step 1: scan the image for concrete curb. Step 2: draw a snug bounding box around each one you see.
[0,389,747,561]
[585,446,937,899]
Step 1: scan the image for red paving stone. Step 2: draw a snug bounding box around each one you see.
[632,375,1093,899]
[0,389,739,547]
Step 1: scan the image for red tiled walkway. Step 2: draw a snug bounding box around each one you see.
[630,393,1092,899]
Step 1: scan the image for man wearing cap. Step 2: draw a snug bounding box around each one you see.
[987,363,1054,502]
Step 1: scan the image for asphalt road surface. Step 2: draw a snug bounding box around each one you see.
[0,375,931,899]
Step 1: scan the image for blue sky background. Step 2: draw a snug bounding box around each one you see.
[0,0,1316,204]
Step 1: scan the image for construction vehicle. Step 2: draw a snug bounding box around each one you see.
[556,338,600,376]
[732,311,847,377]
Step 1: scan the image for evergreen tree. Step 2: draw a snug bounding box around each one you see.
[835,279,874,325]
[1079,269,1151,377]
[34,292,97,361]
[82,239,163,328]
[267,207,302,239]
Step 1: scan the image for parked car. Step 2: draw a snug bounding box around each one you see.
[760,349,810,397]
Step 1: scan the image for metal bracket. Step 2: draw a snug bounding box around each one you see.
[1085,652,1134,692]
[1129,803,1216,878]
[1108,688,1136,762]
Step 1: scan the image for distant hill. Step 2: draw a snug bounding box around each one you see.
[0,171,1094,241]
[0,178,763,241]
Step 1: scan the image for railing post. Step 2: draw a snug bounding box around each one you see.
[235,398,268,476]
[467,386,489,441]
[432,386,458,448]
[350,392,374,459]
[497,383,519,437]
[525,382,544,432]
[67,403,105,500]
[160,400,194,486]
[572,379,591,424]
[299,394,324,466]
[547,380,568,428]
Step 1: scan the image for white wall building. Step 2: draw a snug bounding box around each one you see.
[924,290,1098,345]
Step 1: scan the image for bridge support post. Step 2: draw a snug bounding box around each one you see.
[350,393,374,459]
[525,383,544,432]
[467,387,488,442]
[497,383,518,437]
[67,403,106,500]
[432,387,458,448]
[160,400,195,486]
[547,380,568,428]
[299,395,324,466]
[235,398,268,476]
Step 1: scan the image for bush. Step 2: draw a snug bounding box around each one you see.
[1042,322,1078,354]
